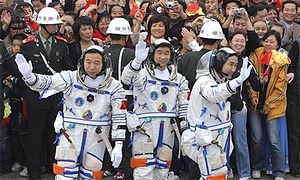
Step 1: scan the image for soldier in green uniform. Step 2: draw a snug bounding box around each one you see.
[16,7,74,179]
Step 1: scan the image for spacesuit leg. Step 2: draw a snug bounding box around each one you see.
[133,166,155,180]
[154,121,174,179]
[197,140,228,179]
[80,126,107,180]
[131,130,155,180]
[181,129,201,163]
[153,168,169,180]
[53,129,79,179]
[55,175,74,180]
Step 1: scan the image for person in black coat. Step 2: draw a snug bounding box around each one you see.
[11,7,75,179]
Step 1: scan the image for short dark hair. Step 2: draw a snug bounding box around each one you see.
[262,30,281,50]
[265,5,279,21]
[96,12,112,25]
[64,11,78,21]
[140,0,151,13]
[270,23,285,37]
[228,30,247,42]
[281,0,298,11]
[48,2,64,9]
[31,0,46,5]
[248,5,266,17]
[12,33,28,41]
[201,38,220,46]
[73,16,95,39]
[147,14,170,40]
[108,4,125,15]
[110,34,123,40]
[176,26,197,42]
[8,13,27,31]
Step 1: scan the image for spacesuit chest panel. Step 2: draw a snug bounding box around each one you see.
[133,75,179,115]
[199,99,231,127]
[63,81,112,122]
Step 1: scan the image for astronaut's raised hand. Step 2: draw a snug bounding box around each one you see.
[111,141,123,168]
[131,41,149,69]
[15,53,36,84]
[229,57,253,90]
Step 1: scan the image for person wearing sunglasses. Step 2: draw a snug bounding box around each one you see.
[3,14,26,55]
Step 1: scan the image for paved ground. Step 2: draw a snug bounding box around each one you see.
[0,169,296,180]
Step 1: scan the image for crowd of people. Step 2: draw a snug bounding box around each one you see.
[1,0,300,180]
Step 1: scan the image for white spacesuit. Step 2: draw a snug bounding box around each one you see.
[181,48,253,180]
[121,40,189,180]
[15,46,126,180]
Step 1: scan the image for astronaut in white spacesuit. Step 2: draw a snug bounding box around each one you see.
[121,39,190,180]
[14,45,127,180]
[181,48,253,180]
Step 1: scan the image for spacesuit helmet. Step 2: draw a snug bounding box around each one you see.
[77,45,113,87]
[146,39,177,80]
[196,47,237,80]
[209,47,237,75]
[196,50,212,79]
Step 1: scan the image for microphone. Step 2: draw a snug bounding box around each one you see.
[154,62,160,68]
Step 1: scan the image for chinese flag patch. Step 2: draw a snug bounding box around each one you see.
[120,100,128,110]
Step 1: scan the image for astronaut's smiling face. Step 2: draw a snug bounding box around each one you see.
[221,55,238,79]
[154,47,171,71]
[84,53,103,79]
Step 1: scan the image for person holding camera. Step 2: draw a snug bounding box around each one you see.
[165,0,188,39]
[222,5,260,56]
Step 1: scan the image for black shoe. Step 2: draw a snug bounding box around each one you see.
[290,169,300,178]
[0,169,10,175]
[0,166,11,175]
[29,175,41,180]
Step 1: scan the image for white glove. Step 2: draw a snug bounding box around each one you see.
[237,101,247,116]
[15,53,36,84]
[131,41,149,69]
[229,57,253,90]
[111,141,123,168]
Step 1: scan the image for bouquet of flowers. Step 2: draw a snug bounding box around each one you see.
[259,50,289,77]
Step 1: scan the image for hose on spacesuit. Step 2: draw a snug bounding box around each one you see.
[171,118,181,159]
[59,128,75,149]
[136,121,152,142]
[95,126,113,157]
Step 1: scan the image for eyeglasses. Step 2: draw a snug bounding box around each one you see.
[10,26,24,30]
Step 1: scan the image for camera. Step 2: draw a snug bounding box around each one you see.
[20,17,30,23]
[235,8,242,16]
[165,1,174,9]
